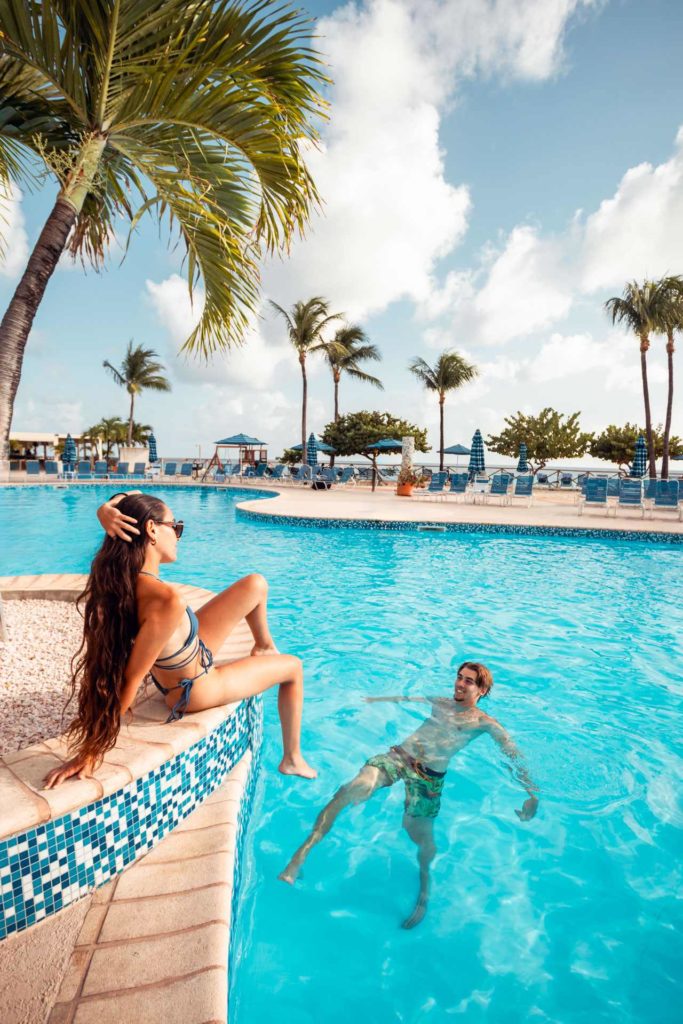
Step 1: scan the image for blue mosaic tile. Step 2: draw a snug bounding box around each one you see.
[0,697,261,941]
[235,507,682,545]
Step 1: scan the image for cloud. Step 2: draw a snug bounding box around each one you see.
[145,274,295,388]
[580,126,683,291]
[0,182,29,278]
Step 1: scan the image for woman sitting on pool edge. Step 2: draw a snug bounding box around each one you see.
[44,491,316,787]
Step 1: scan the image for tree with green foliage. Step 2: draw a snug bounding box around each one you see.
[270,297,343,458]
[0,0,326,474]
[486,408,593,474]
[589,422,682,472]
[82,415,127,459]
[103,341,170,444]
[408,351,478,471]
[321,411,429,458]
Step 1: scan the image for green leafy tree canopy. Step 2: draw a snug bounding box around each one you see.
[486,408,593,473]
[321,411,429,457]
[590,422,682,470]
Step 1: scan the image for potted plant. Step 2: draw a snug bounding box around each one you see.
[396,466,422,496]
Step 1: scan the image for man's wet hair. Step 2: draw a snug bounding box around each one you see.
[457,661,493,699]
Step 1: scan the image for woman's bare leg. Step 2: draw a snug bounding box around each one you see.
[184,652,316,779]
[196,573,276,655]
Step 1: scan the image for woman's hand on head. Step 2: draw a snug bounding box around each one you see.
[97,493,142,542]
[43,755,96,789]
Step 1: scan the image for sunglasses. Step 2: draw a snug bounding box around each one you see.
[153,519,184,539]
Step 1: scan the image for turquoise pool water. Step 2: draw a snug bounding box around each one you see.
[1,486,681,1022]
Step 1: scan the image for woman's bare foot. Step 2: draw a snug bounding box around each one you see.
[250,642,280,656]
[279,754,317,779]
[278,860,302,885]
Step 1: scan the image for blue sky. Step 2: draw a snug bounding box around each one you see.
[2,0,683,463]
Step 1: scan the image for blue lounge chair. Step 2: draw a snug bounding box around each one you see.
[578,478,608,516]
[606,478,620,498]
[415,471,448,501]
[319,468,337,486]
[253,462,268,479]
[290,465,312,485]
[164,461,178,477]
[26,460,41,477]
[269,463,288,481]
[510,475,534,507]
[112,462,129,479]
[45,460,59,477]
[179,463,193,478]
[94,460,109,479]
[77,460,93,479]
[560,473,573,488]
[337,466,357,487]
[130,461,146,479]
[647,480,681,520]
[612,479,645,517]
[536,473,548,486]
[445,473,468,500]
[486,473,513,505]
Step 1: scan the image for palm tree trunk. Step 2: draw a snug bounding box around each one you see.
[300,356,307,461]
[439,395,445,472]
[0,197,78,476]
[127,393,135,446]
[661,332,675,480]
[334,374,340,422]
[640,339,657,478]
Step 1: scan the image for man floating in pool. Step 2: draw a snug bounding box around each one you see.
[279,661,538,928]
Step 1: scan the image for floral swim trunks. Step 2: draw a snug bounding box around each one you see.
[365,745,446,819]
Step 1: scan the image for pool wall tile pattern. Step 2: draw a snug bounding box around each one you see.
[236,507,682,544]
[0,696,261,941]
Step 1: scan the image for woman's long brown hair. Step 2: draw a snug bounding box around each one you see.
[64,493,167,766]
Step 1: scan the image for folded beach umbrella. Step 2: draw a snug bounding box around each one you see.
[63,433,77,470]
[148,432,158,463]
[630,435,647,478]
[516,442,529,473]
[468,429,486,477]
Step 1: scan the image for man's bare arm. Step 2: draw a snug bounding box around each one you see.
[485,719,539,820]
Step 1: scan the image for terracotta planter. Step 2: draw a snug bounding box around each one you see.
[396,483,413,496]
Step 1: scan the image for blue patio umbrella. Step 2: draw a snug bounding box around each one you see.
[441,442,471,468]
[289,437,336,454]
[148,432,158,463]
[63,433,76,470]
[516,442,529,473]
[306,432,321,468]
[214,433,265,446]
[468,429,486,478]
[630,435,647,478]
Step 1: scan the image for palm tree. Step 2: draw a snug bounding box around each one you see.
[270,297,342,456]
[654,276,683,479]
[605,281,665,479]
[0,1,326,474]
[409,352,479,471]
[323,326,383,422]
[83,415,127,459]
[103,341,171,444]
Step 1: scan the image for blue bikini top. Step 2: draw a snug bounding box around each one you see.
[139,571,201,672]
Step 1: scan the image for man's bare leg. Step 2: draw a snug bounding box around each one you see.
[401,814,436,929]
[279,765,390,883]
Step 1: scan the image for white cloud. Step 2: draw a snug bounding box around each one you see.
[0,182,29,278]
[580,126,683,291]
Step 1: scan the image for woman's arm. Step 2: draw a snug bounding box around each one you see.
[97,491,142,541]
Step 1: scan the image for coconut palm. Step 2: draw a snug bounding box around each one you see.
[103,341,171,444]
[409,352,479,471]
[83,415,127,459]
[270,297,343,456]
[0,0,326,473]
[323,326,383,423]
[605,281,666,479]
[654,276,683,479]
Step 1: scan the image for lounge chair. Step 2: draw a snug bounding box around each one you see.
[510,475,534,507]
[253,462,268,479]
[486,474,513,505]
[647,480,681,520]
[536,473,549,486]
[414,471,448,501]
[179,463,193,478]
[578,477,608,516]
[319,468,337,486]
[269,463,288,481]
[606,478,621,498]
[560,473,573,488]
[25,460,41,477]
[612,479,646,517]
[93,460,109,479]
[289,465,312,485]
[77,460,93,479]
[110,462,129,479]
[163,461,178,477]
[469,475,489,503]
[445,473,468,500]
[337,466,357,487]
[45,460,59,477]
[130,461,146,479]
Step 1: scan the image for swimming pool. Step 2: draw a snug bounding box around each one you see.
[1,486,681,1023]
